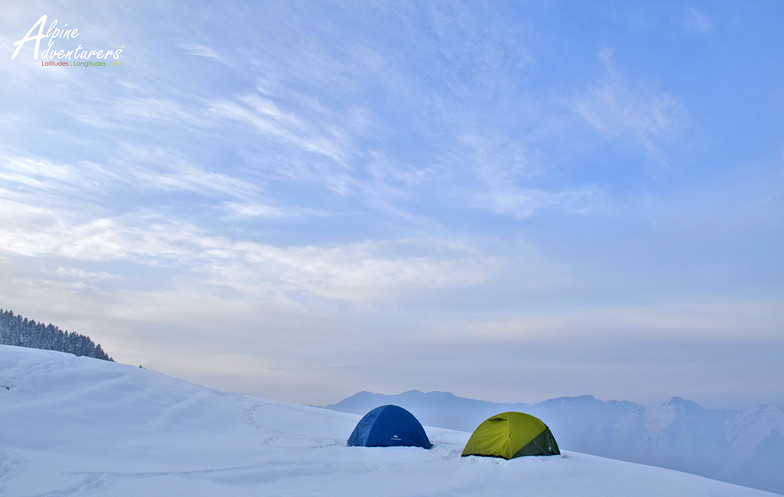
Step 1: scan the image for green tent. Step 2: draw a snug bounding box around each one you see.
[461,411,560,459]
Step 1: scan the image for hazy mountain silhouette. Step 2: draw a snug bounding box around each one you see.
[325,390,784,494]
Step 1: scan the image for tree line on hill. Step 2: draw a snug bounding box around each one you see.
[0,309,113,361]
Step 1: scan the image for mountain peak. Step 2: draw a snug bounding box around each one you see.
[537,394,599,407]
[656,396,704,411]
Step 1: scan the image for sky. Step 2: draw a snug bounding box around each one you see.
[1,0,782,409]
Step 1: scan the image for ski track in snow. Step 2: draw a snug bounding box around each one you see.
[26,474,106,497]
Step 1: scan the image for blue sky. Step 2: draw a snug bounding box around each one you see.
[1,1,782,407]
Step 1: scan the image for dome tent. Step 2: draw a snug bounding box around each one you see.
[347,405,432,449]
[461,411,559,459]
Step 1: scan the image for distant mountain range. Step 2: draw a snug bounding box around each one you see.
[324,390,784,495]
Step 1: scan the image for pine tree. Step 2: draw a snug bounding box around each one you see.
[0,309,113,361]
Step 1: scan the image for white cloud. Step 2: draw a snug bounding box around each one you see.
[110,144,260,200]
[0,192,502,305]
[200,238,503,304]
[208,92,350,165]
[219,201,327,220]
[206,93,356,194]
[450,134,607,218]
[475,184,607,218]
[73,95,204,130]
[55,267,119,281]
[573,48,683,161]
[180,43,220,60]
[0,154,118,202]
[683,7,713,35]
[0,148,263,223]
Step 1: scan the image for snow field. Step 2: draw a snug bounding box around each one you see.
[0,345,778,497]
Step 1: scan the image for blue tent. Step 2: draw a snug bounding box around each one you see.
[347,405,432,449]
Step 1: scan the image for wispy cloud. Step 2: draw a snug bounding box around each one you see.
[0,189,502,305]
[449,134,607,217]
[109,144,260,200]
[475,184,607,218]
[207,91,356,194]
[682,7,713,35]
[0,147,259,210]
[573,48,683,162]
[180,43,220,60]
[219,201,326,220]
[55,266,119,282]
[72,95,205,131]
[0,153,122,206]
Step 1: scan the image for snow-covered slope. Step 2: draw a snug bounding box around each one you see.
[327,389,784,494]
[0,346,777,497]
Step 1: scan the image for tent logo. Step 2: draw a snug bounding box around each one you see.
[391,435,401,441]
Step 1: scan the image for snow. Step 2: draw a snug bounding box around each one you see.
[0,345,778,496]
[326,386,784,493]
